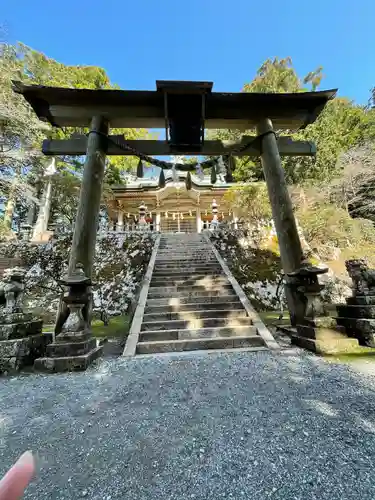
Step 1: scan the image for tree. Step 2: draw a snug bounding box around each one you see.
[0,42,151,232]
[369,86,375,109]
[224,183,271,224]
[242,57,323,93]
[0,43,49,233]
[208,57,374,186]
[208,57,325,182]
[329,143,375,222]
[285,98,370,184]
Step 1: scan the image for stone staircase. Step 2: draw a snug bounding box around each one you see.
[129,233,274,355]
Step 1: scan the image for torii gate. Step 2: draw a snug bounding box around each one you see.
[13,80,336,326]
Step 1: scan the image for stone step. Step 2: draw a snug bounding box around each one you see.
[158,245,210,248]
[147,289,237,299]
[154,260,221,266]
[160,241,206,243]
[141,315,252,332]
[136,335,264,354]
[145,294,240,307]
[335,317,375,346]
[144,300,241,315]
[139,325,256,342]
[156,257,215,261]
[148,284,234,295]
[152,270,224,279]
[155,257,217,266]
[158,245,213,253]
[153,263,222,270]
[156,252,214,256]
[143,307,247,323]
[153,267,223,272]
[158,250,209,253]
[152,269,226,281]
[159,244,209,247]
[158,244,211,248]
[151,273,227,281]
[153,267,223,274]
[151,277,229,288]
[336,304,375,319]
[156,253,214,257]
[158,251,211,254]
[154,266,223,275]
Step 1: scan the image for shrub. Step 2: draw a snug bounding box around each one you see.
[0,232,156,319]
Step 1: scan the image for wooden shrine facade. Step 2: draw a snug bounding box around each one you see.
[107,172,237,233]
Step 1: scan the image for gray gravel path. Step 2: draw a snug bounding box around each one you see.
[1,350,375,499]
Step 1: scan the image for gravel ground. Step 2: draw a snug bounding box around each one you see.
[1,350,375,499]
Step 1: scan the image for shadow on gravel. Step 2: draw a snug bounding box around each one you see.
[1,351,375,499]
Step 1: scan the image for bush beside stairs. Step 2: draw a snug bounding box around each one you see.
[124,233,277,356]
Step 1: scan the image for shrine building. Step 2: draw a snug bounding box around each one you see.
[106,170,238,233]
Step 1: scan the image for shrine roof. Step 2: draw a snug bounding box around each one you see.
[12,80,337,130]
[112,171,233,194]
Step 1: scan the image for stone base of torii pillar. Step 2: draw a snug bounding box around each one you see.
[34,264,102,373]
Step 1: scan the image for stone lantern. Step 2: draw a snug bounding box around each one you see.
[287,263,358,354]
[34,263,102,372]
[137,201,148,231]
[210,199,219,230]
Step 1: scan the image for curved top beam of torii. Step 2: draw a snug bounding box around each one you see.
[12,80,337,131]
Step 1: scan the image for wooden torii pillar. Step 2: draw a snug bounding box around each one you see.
[68,116,109,277]
[257,118,304,325]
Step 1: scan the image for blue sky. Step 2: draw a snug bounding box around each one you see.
[2,0,375,105]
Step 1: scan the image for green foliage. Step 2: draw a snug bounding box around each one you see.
[91,315,130,339]
[242,57,323,93]
[224,183,272,223]
[0,41,151,229]
[208,57,325,183]
[104,162,124,186]
[209,57,375,186]
[50,171,81,226]
[328,143,375,223]
[285,99,370,184]
[296,202,375,251]
[18,43,111,89]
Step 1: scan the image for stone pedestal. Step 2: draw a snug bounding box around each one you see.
[291,315,358,354]
[34,330,101,372]
[335,259,375,346]
[0,268,51,374]
[288,264,359,354]
[34,264,102,373]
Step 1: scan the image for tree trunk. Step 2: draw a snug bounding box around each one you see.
[3,183,16,230]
